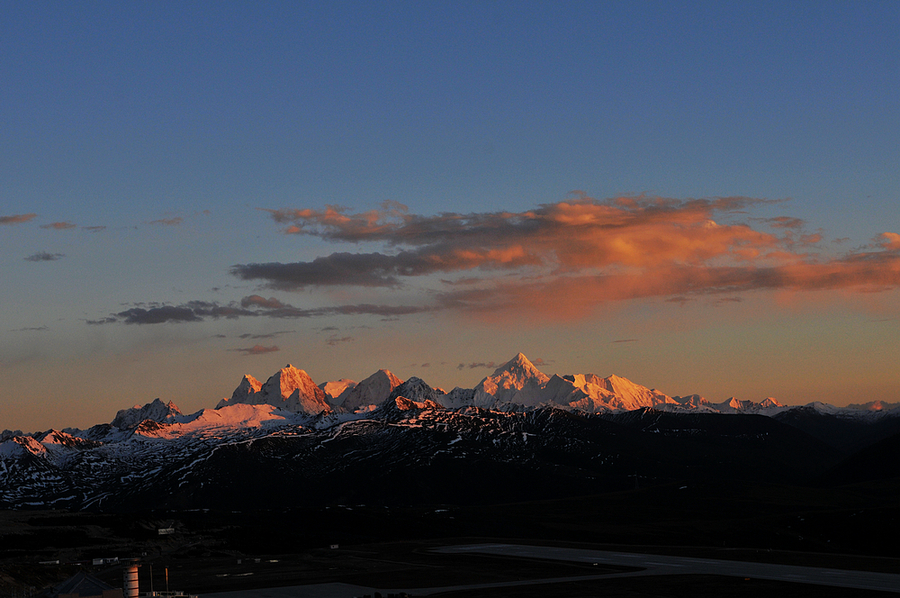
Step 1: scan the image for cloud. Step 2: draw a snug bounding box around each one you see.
[878,232,900,251]
[434,249,900,320]
[92,197,900,328]
[13,326,49,332]
[799,233,823,245]
[457,361,498,370]
[243,197,900,321]
[245,197,782,290]
[238,295,433,319]
[325,335,354,346]
[149,217,183,226]
[233,344,280,356]
[665,296,691,305]
[241,295,288,309]
[0,214,37,225]
[238,330,293,339]
[89,297,431,325]
[612,339,639,343]
[40,222,76,230]
[231,253,429,289]
[86,301,252,325]
[113,305,205,324]
[25,252,65,262]
[83,226,107,233]
[763,216,805,229]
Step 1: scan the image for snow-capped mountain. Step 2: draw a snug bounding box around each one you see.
[847,400,900,412]
[473,353,550,407]
[111,398,183,429]
[388,376,445,404]
[2,352,898,512]
[332,369,402,412]
[666,395,786,414]
[320,378,357,405]
[217,364,330,415]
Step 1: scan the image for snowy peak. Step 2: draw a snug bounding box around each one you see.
[0,435,47,459]
[708,396,787,414]
[111,398,182,429]
[262,365,316,401]
[321,379,357,405]
[847,400,900,412]
[592,374,674,410]
[262,365,330,415]
[474,353,550,407]
[231,374,262,403]
[492,352,548,381]
[337,369,402,412]
[34,429,100,450]
[389,376,444,404]
[220,365,331,415]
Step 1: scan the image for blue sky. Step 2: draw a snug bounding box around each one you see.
[2,1,899,431]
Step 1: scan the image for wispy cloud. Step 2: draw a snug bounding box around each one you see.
[458,361,498,370]
[88,296,431,325]
[761,216,805,229]
[238,295,432,318]
[25,252,65,262]
[233,344,279,356]
[13,326,49,332]
[325,335,354,346]
[149,217,183,226]
[40,221,76,230]
[612,338,639,343]
[1,214,38,225]
[238,331,293,340]
[83,225,107,233]
[715,297,743,304]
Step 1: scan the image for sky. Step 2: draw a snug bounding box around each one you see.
[2,1,899,432]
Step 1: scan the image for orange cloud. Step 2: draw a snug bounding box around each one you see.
[239,197,900,321]
[1,213,37,225]
[878,232,900,251]
[40,221,76,230]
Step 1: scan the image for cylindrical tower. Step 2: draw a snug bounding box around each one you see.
[122,561,140,598]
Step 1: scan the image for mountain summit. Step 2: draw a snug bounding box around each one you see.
[473,353,551,407]
[111,398,182,429]
[219,364,331,415]
[334,369,402,412]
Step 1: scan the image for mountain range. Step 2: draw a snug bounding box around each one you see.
[2,353,899,511]
[199,352,796,417]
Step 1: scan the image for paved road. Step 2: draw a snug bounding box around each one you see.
[201,543,900,597]
[436,544,900,594]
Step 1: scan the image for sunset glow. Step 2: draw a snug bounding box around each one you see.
[2,1,898,432]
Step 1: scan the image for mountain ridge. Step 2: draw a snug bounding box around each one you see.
[2,351,898,513]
